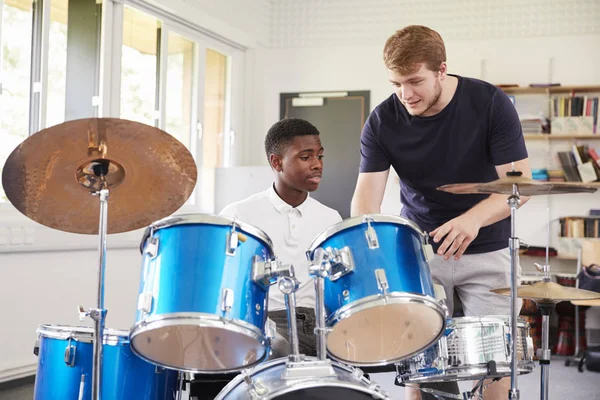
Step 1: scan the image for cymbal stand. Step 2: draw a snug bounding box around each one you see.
[77,165,111,400]
[532,207,556,400]
[566,248,585,368]
[507,174,522,400]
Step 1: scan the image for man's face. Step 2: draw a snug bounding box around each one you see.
[271,135,324,193]
[388,63,445,117]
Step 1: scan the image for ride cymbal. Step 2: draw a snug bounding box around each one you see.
[437,176,597,196]
[2,118,197,234]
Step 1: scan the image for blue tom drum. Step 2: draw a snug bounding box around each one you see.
[307,214,447,366]
[33,324,178,400]
[130,214,276,373]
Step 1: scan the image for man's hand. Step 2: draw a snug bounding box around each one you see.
[430,213,482,260]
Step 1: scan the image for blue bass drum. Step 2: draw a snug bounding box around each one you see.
[307,214,447,366]
[33,324,178,400]
[130,214,275,373]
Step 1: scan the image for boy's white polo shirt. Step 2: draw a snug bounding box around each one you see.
[219,185,342,311]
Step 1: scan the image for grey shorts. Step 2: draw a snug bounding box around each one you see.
[429,247,523,317]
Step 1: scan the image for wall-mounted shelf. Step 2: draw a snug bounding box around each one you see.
[524,134,600,141]
[500,86,600,95]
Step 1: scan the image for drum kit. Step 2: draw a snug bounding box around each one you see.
[3,117,600,400]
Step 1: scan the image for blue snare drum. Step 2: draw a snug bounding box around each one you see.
[33,324,178,400]
[307,214,447,366]
[130,214,275,373]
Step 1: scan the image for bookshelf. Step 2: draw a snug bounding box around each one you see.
[524,134,600,141]
[502,85,600,263]
[500,85,600,95]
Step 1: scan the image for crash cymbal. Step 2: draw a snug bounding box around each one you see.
[490,281,600,303]
[437,176,597,196]
[571,299,600,307]
[2,118,197,234]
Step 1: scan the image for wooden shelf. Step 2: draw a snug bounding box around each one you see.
[500,86,600,95]
[524,134,600,140]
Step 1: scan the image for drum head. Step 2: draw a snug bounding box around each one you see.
[131,323,267,373]
[327,301,444,365]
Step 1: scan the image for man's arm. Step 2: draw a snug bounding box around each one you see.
[350,170,390,217]
[431,157,532,260]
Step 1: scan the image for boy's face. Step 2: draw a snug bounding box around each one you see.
[270,135,324,193]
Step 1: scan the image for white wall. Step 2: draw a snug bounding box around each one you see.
[0,248,142,381]
[244,35,600,166]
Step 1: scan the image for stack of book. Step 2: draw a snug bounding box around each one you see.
[557,144,600,182]
[551,95,599,134]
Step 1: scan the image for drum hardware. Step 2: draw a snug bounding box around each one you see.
[307,214,447,366]
[131,215,280,373]
[309,247,336,361]
[395,316,534,399]
[364,217,380,249]
[3,118,197,400]
[438,165,599,400]
[220,288,235,322]
[252,256,293,289]
[375,269,390,296]
[33,325,178,399]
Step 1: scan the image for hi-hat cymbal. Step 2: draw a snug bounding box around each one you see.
[490,281,600,303]
[437,176,598,196]
[2,118,197,234]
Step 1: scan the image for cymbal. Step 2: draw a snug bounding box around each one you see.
[490,281,600,303]
[572,299,600,307]
[2,118,197,234]
[437,176,598,196]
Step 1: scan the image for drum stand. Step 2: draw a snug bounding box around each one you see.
[507,177,522,400]
[76,177,110,400]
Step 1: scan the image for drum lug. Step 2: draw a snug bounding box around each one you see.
[375,269,389,296]
[144,236,159,259]
[226,229,239,256]
[265,318,277,340]
[33,338,40,356]
[220,288,234,320]
[364,218,379,249]
[226,221,248,256]
[423,243,435,262]
[137,292,154,314]
[64,338,76,367]
[241,370,269,398]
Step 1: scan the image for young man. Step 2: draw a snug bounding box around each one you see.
[351,26,531,400]
[190,118,342,399]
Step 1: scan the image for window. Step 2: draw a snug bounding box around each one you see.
[203,48,229,168]
[165,31,194,150]
[120,6,159,127]
[45,0,68,128]
[0,0,33,202]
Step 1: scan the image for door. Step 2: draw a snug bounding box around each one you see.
[281,91,370,219]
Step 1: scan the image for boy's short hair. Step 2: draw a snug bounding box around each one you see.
[383,25,446,75]
[264,118,320,158]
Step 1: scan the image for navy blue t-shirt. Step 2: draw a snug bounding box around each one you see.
[359,75,528,254]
